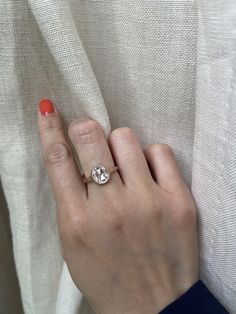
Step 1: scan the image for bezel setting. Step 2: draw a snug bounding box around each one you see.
[91,165,111,184]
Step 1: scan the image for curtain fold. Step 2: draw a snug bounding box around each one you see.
[28,0,111,135]
[192,1,236,310]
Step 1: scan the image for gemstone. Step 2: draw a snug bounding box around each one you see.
[91,165,110,184]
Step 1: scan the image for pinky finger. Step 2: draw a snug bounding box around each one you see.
[144,143,187,195]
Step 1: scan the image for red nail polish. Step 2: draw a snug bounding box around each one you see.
[39,99,55,116]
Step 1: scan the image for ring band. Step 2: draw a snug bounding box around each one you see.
[82,165,119,185]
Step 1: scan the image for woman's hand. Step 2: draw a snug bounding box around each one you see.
[38,100,199,314]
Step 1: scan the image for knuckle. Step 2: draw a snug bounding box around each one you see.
[68,119,100,136]
[41,116,63,131]
[69,217,85,238]
[159,143,173,152]
[110,127,135,142]
[132,191,161,221]
[149,143,173,154]
[62,214,88,243]
[172,204,196,227]
[44,143,71,165]
[68,119,103,143]
[123,152,136,167]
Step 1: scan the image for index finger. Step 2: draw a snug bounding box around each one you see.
[37,99,87,218]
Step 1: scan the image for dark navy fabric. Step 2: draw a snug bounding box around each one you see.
[159,280,229,314]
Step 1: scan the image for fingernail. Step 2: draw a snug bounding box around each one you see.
[39,99,55,116]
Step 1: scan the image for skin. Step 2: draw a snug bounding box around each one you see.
[37,105,199,314]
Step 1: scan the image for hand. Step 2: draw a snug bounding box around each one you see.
[38,100,199,314]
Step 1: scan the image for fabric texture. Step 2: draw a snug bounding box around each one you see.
[159,280,229,313]
[0,0,235,313]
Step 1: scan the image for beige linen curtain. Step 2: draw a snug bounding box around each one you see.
[0,0,235,313]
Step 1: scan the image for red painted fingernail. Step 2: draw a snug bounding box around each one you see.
[39,99,55,116]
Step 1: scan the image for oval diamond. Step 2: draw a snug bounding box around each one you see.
[91,165,110,184]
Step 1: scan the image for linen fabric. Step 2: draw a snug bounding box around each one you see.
[0,0,235,313]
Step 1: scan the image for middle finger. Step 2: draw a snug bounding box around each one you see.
[68,118,123,196]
